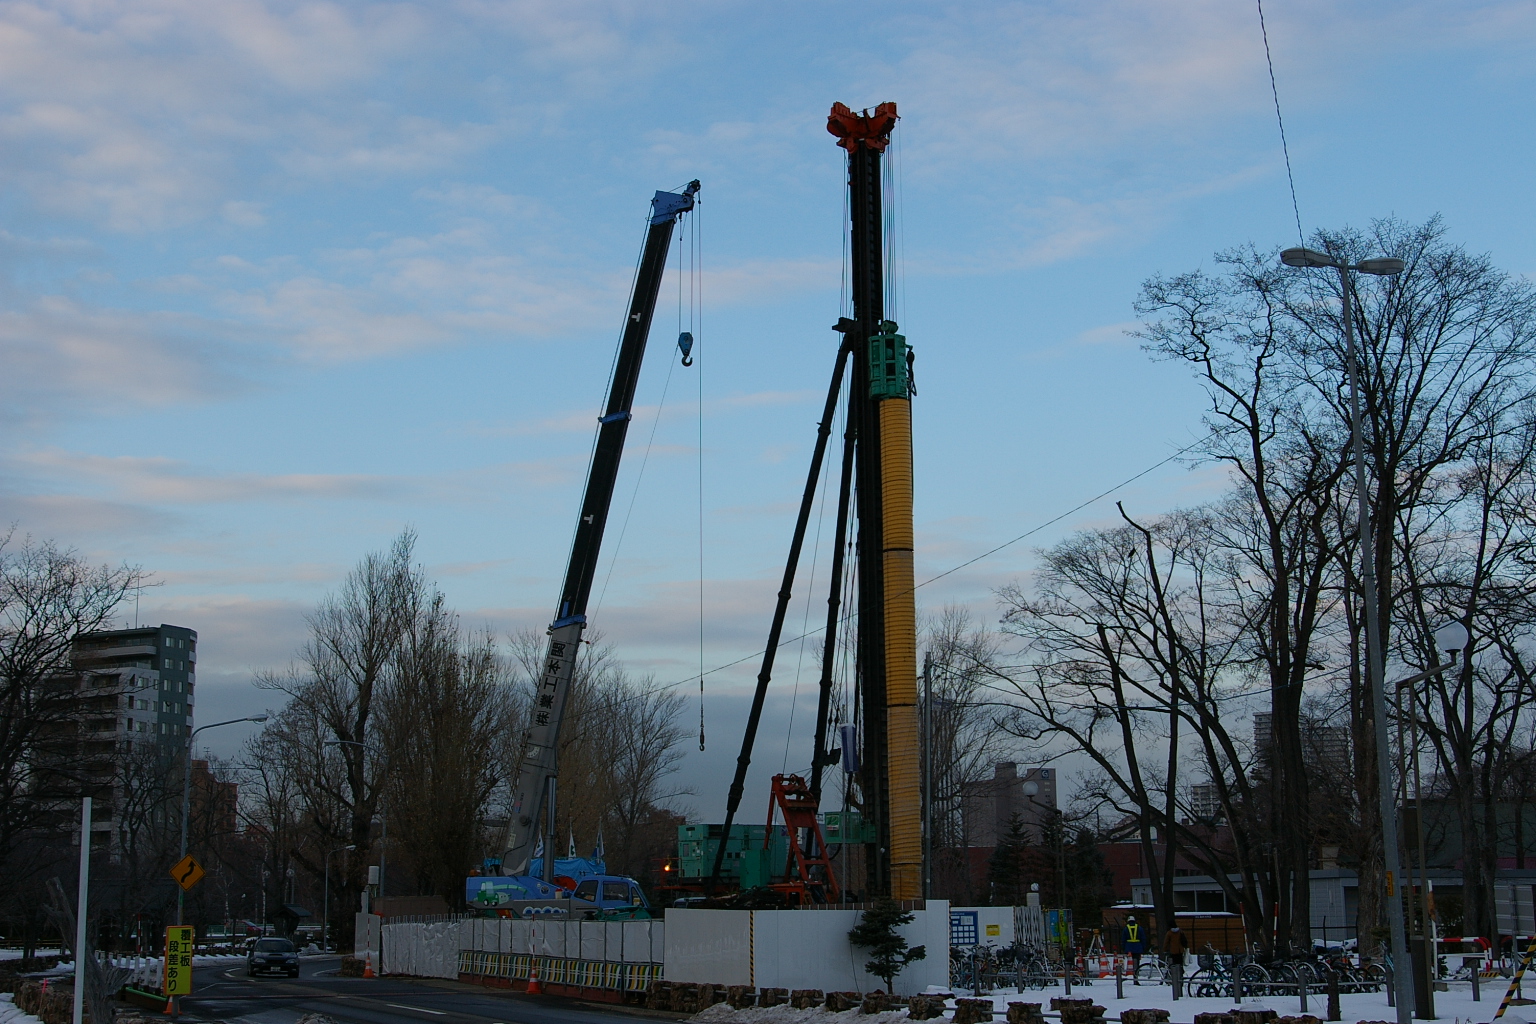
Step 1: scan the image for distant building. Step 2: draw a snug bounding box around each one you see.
[36,624,200,854]
[960,762,1059,847]
[1253,712,1350,770]
[1187,784,1224,824]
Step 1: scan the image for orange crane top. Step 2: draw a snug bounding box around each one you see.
[827,102,899,152]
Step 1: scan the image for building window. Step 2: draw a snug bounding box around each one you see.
[164,658,172,669]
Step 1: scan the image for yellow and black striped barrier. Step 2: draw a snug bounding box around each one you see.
[1492,939,1536,1020]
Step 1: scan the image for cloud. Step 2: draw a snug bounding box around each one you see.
[220,201,266,227]
[0,295,257,423]
[12,449,409,504]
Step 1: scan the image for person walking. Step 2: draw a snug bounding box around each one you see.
[1123,914,1145,983]
[1163,921,1189,997]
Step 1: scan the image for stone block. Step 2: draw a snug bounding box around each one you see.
[1007,1001,1047,1024]
[907,994,947,1020]
[792,990,825,1009]
[826,991,862,1012]
[861,992,891,1014]
[727,985,757,1009]
[760,987,790,1008]
[954,997,996,1024]
[646,981,672,1010]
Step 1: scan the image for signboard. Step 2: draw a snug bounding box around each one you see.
[164,925,194,995]
[1046,908,1074,950]
[170,855,205,892]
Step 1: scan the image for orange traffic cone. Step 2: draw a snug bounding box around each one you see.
[526,960,542,996]
[363,952,376,979]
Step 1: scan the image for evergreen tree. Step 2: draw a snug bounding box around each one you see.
[848,898,928,991]
[988,813,1030,906]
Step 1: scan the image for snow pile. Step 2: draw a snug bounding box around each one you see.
[0,992,44,1024]
[693,1003,914,1024]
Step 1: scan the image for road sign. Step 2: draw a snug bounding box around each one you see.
[164,925,194,995]
[170,854,205,892]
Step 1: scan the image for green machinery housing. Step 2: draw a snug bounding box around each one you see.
[676,814,877,889]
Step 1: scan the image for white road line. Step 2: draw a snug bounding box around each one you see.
[386,1004,447,1015]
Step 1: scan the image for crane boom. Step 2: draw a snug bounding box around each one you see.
[500,180,699,877]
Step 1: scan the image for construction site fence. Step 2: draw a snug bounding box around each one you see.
[457,950,662,992]
[379,915,665,981]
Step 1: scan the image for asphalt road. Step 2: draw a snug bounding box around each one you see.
[182,957,673,1024]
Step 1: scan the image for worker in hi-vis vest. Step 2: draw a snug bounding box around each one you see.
[1122,914,1145,981]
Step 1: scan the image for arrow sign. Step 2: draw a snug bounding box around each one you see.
[170,854,205,892]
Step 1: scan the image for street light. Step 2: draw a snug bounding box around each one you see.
[326,739,388,904]
[1281,245,1408,1024]
[179,715,269,926]
[1395,622,1471,1021]
[324,845,355,952]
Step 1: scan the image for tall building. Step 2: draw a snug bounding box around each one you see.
[960,762,1059,847]
[1187,783,1224,824]
[40,624,199,853]
[1253,711,1350,770]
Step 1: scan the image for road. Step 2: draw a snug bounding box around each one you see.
[182,957,672,1024]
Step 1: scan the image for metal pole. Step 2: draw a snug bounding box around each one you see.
[324,851,330,953]
[922,650,932,900]
[179,732,193,926]
[1341,263,1412,1024]
[73,796,91,1024]
[378,791,387,902]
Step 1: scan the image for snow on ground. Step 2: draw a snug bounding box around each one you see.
[0,993,45,1024]
[695,980,1531,1024]
[938,979,1524,1024]
[693,1002,914,1024]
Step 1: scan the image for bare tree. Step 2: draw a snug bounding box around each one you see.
[0,532,146,892]
[257,530,421,933]
[378,603,519,904]
[920,607,1009,904]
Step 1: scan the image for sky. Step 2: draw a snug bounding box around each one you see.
[3,1,1534,824]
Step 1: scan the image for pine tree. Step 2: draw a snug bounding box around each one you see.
[847,898,928,991]
[988,813,1030,906]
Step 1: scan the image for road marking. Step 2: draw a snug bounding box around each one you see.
[386,1004,447,1015]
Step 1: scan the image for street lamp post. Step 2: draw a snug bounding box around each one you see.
[324,845,355,952]
[1394,621,1470,1021]
[1281,247,1407,1023]
[179,715,269,926]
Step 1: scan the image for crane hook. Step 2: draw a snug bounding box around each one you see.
[677,331,694,367]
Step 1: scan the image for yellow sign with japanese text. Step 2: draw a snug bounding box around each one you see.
[170,855,205,892]
[164,926,194,995]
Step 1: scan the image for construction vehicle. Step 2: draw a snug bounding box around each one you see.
[705,102,915,903]
[466,180,699,918]
[466,870,651,919]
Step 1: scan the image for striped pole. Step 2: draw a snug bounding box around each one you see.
[1492,939,1536,1020]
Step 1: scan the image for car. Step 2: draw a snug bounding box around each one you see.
[246,937,300,978]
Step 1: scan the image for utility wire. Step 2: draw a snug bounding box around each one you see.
[1257,0,1305,247]
[595,430,1218,709]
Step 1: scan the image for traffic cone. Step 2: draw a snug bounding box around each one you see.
[363,952,376,979]
[526,960,542,996]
